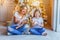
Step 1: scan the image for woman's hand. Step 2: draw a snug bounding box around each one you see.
[16,26,20,29]
[22,20,27,24]
[16,23,24,29]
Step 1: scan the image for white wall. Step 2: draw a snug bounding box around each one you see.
[53,0,58,31]
[53,0,60,32]
[56,0,60,32]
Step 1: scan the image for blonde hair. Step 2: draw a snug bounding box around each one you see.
[20,5,28,12]
[14,4,20,12]
[14,4,28,13]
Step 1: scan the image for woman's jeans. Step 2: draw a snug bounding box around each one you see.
[8,24,29,35]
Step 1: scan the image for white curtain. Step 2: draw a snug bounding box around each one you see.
[0,0,16,21]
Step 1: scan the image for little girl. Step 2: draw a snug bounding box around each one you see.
[29,9,47,36]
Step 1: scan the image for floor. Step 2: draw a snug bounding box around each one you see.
[0,29,60,40]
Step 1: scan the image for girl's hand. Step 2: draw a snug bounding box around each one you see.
[32,21,36,27]
[39,23,44,27]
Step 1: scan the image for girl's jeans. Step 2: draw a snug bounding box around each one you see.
[29,25,45,35]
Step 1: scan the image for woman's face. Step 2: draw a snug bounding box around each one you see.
[21,9,27,15]
[35,11,40,18]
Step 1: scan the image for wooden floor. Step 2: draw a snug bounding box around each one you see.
[0,25,7,35]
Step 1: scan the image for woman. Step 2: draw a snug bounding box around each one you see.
[8,5,30,35]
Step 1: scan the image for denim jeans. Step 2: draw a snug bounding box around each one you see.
[29,25,45,35]
[8,24,28,35]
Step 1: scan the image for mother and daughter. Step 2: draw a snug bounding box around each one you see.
[8,5,47,36]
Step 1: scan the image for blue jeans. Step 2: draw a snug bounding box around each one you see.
[29,25,45,35]
[8,24,27,35]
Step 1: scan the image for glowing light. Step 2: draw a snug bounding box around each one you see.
[0,0,4,6]
[31,1,40,7]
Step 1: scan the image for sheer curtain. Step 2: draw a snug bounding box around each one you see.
[0,0,17,22]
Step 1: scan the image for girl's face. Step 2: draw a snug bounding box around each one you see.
[21,9,27,15]
[35,11,40,18]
